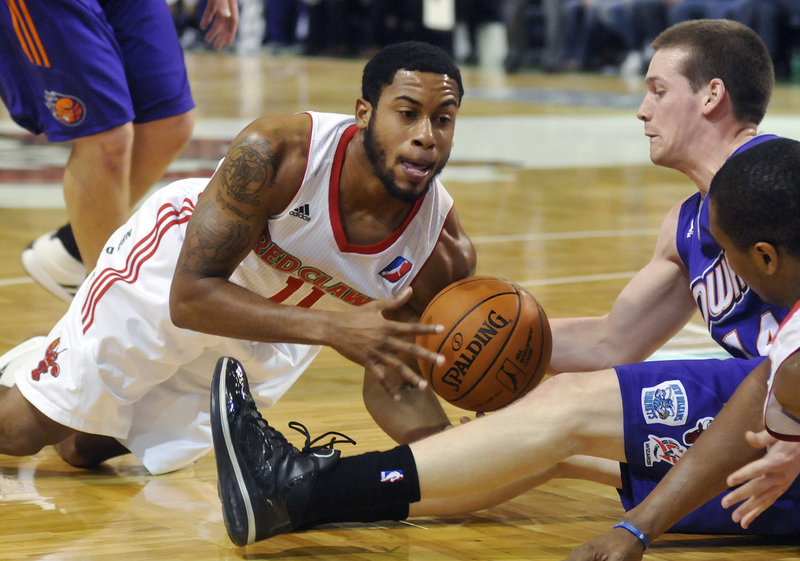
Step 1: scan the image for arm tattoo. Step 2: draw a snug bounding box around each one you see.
[215,190,251,219]
[181,201,253,277]
[222,138,277,206]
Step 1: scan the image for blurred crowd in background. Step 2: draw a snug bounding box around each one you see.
[170,0,800,80]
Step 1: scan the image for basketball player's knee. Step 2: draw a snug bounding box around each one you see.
[169,110,195,145]
[0,422,51,456]
[142,110,195,150]
[54,436,94,468]
[55,434,129,469]
[0,391,55,455]
[520,371,582,405]
[75,124,134,174]
[516,372,599,435]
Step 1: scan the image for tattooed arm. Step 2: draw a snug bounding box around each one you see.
[169,114,309,341]
[169,114,444,385]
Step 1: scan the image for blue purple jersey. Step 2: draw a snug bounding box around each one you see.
[0,0,194,142]
[676,135,788,357]
[616,135,800,535]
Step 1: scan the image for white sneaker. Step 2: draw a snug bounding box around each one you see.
[21,230,87,301]
[0,336,46,388]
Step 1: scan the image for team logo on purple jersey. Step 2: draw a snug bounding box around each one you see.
[44,90,86,126]
[380,256,413,282]
[641,380,688,426]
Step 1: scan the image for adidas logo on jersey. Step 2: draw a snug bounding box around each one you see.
[290,203,311,221]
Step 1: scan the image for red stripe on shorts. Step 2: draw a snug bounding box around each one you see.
[81,198,195,333]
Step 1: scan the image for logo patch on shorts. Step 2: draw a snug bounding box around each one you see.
[682,416,714,446]
[31,338,65,381]
[641,380,688,426]
[643,435,687,466]
[44,90,86,126]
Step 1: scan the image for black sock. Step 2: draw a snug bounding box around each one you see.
[296,444,420,528]
[55,224,83,263]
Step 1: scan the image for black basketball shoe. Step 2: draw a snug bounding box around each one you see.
[210,356,355,545]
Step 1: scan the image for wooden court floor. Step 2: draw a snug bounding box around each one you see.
[2,52,800,560]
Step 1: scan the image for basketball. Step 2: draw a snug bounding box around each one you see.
[416,276,552,412]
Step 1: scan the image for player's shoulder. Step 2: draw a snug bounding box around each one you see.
[240,113,314,148]
[662,193,699,232]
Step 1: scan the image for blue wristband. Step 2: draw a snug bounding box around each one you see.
[613,520,649,550]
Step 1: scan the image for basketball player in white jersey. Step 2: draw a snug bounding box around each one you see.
[0,41,475,475]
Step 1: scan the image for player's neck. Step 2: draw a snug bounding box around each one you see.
[338,141,416,244]
[690,126,759,196]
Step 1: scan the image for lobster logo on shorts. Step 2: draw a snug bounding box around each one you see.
[31,338,65,381]
[44,90,86,126]
[682,416,714,445]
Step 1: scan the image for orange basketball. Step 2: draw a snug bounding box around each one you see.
[416,276,552,412]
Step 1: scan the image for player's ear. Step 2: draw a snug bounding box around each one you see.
[753,242,779,274]
[355,98,372,128]
[702,78,726,115]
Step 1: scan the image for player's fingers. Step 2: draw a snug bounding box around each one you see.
[375,287,413,314]
[739,492,776,529]
[732,489,776,529]
[204,26,222,48]
[722,475,762,508]
[366,359,404,401]
[205,22,236,49]
[394,340,444,367]
[745,429,775,450]
[381,351,429,390]
[726,459,767,487]
[383,320,444,337]
[199,10,214,29]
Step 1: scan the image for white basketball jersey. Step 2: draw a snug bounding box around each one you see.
[231,111,454,310]
[14,111,455,474]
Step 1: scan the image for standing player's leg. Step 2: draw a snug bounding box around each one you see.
[129,111,195,207]
[63,124,134,269]
[11,0,137,295]
[111,0,196,210]
[21,0,195,295]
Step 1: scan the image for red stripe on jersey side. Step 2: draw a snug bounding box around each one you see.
[80,198,195,333]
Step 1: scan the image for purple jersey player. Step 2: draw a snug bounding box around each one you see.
[0,0,237,300]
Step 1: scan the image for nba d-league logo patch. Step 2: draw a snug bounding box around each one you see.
[380,256,413,282]
[380,470,404,483]
[44,90,86,126]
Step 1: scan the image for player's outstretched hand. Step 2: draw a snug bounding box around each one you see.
[329,287,445,400]
[200,0,239,50]
[721,430,800,529]
[563,528,646,561]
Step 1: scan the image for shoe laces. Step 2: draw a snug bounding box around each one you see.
[287,421,356,454]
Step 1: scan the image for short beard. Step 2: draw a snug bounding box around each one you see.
[363,114,446,203]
